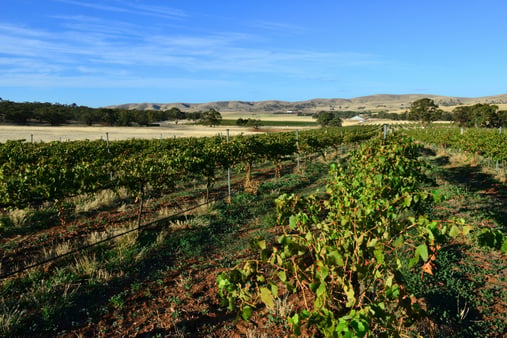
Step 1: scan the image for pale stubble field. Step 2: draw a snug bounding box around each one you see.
[0,124,261,142]
[0,112,319,142]
[0,111,407,142]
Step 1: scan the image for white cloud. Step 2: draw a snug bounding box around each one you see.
[0,9,384,90]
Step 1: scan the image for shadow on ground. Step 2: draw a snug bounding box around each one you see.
[431,154,507,230]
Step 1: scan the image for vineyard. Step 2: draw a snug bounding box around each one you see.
[0,125,506,337]
[0,126,377,210]
[405,126,507,163]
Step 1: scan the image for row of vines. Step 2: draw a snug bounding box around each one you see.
[404,126,507,162]
[0,126,379,209]
[217,134,504,337]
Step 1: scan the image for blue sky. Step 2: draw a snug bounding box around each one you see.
[1,0,506,107]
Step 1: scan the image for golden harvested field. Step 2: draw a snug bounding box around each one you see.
[0,124,264,143]
[0,113,320,142]
[0,120,404,143]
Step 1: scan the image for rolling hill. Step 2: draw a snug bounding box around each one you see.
[107,93,507,113]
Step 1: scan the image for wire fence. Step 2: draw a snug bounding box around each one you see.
[0,199,212,280]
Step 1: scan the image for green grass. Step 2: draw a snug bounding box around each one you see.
[399,146,507,337]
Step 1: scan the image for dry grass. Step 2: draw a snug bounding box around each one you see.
[437,148,506,183]
[71,254,99,277]
[71,254,112,282]
[87,229,109,246]
[273,295,294,319]
[245,331,270,338]
[155,229,169,248]
[0,125,261,142]
[75,189,121,213]
[112,223,138,247]
[42,242,73,260]
[6,208,31,227]
[157,206,173,218]
[0,300,25,334]
[482,163,506,183]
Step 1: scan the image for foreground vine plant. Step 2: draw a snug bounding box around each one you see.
[217,135,470,337]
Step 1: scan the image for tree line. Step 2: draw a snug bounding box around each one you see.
[0,99,222,127]
[313,98,506,127]
[3,98,505,128]
[406,98,507,127]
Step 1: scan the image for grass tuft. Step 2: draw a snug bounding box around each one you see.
[75,189,118,213]
[0,300,26,335]
[6,207,32,227]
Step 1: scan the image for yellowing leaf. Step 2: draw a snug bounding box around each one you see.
[259,287,274,309]
[385,274,393,287]
[257,239,266,250]
[270,283,278,298]
[344,284,356,308]
[462,225,472,235]
[449,225,461,238]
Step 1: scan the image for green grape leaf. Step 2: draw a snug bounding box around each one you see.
[415,244,428,262]
[241,305,254,321]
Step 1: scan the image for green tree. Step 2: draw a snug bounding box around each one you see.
[236,118,248,126]
[316,111,343,127]
[36,104,69,125]
[452,103,503,128]
[471,103,499,127]
[167,107,186,124]
[132,110,150,126]
[246,118,263,129]
[200,108,222,127]
[97,108,118,125]
[498,110,507,127]
[452,105,473,127]
[117,109,134,126]
[408,98,443,125]
[316,111,334,126]
[4,102,33,124]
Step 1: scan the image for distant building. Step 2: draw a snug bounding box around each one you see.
[349,115,366,123]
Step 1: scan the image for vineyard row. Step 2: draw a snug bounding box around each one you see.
[404,126,507,162]
[0,126,380,209]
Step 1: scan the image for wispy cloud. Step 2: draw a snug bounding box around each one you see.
[251,21,306,35]
[54,0,187,20]
[0,7,383,90]
[128,2,187,19]
[53,15,145,39]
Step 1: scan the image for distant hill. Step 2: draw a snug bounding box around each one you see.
[107,93,507,113]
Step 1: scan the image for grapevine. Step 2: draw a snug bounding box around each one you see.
[217,134,471,337]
